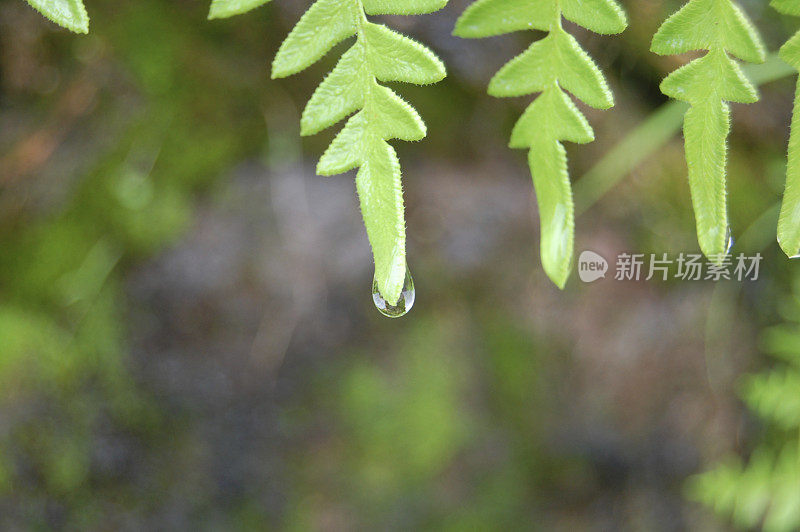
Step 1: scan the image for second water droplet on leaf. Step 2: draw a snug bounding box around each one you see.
[372,270,415,318]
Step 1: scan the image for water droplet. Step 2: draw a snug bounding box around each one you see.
[372,270,415,318]
[790,252,800,260]
[724,227,734,255]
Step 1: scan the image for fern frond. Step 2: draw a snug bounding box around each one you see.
[24,0,89,33]
[264,0,445,305]
[651,0,766,260]
[688,445,800,532]
[687,448,797,532]
[773,1,800,258]
[454,0,626,288]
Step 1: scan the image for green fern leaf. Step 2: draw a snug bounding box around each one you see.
[509,88,594,148]
[651,0,766,260]
[208,0,271,19]
[454,0,557,37]
[362,0,446,15]
[488,31,613,109]
[651,0,764,63]
[362,24,446,84]
[272,0,359,78]
[454,0,626,288]
[774,0,800,15]
[271,0,446,305]
[24,0,89,33]
[561,0,626,34]
[774,1,800,257]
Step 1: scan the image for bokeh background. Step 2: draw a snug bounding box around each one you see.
[1,0,799,529]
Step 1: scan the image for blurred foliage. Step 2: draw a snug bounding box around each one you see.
[687,278,800,531]
[283,316,569,530]
[0,0,266,526]
[3,0,800,529]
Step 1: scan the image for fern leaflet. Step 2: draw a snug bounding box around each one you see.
[650,0,766,261]
[24,0,89,33]
[245,0,447,306]
[209,0,272,19]
[773,0,800,258]
[454,0,626,288]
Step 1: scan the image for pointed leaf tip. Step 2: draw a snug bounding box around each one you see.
[651,0,765,63]
[271,0,358,78]
[301,44,368,136]
[317,113,368,176]
[363,23,446,84]
[356,142,407,305]
[778,84,800,257]
[26,0,89,33]
[780,32,800,70]
[683,99,732,261]
[660,50,758,104]
[369,85,426,141]
[510,88,594,148]
[771,0,800,17]
[528,140,575,290]
[453,0,557,38]
[271,0,442,307]
[489,32,613,109]
[562,0,627,34]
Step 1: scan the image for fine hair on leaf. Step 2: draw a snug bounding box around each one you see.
[453,0,627,289]
[773,0,800,258]
[650,0,766,261]
[215,0,448,306]
[24,0,89,33]
[208,0,273,19]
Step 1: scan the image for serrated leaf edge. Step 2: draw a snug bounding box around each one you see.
[650,0,766,261]
[454,0,626,288]
[269,0,447,305]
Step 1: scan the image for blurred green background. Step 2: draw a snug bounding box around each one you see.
[1,0,800,529]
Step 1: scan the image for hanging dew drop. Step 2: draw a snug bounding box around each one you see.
[372,270,415,318]
[724,227,734,255]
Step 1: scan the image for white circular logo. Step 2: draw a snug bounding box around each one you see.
[578,250,608,282]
